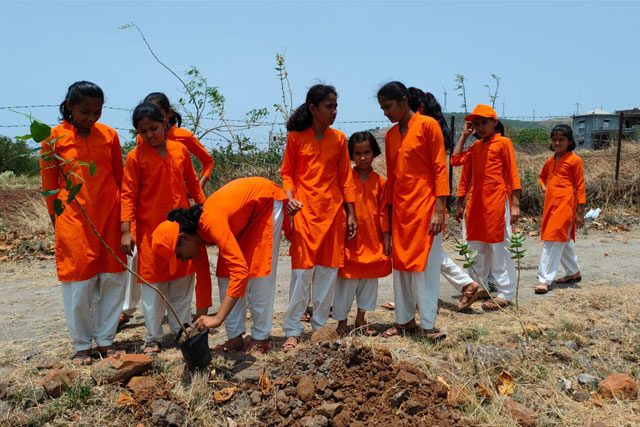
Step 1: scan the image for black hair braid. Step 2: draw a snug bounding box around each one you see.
[167,204,203,234]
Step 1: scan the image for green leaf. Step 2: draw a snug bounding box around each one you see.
[15,134,32,141]
[65,178,73,191]
[89,160,96,176]
[41,189,59,197]
[30,120,51,143]
[67,183,83,204]
[54,199,64,216]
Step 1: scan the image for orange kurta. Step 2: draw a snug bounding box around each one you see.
[339,169,391,279]
[40,121,125,282]
[385,114,450,272]
[121,140,208,286]
[196,177,287,301]
[539,152,586,242]
[136,126,214,178]
[451,134,521,243]
[281,127,356,269]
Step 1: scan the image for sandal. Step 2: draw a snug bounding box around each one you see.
[534,283,550,294]
[282,336,298,351]
[381,302,395,310]
[381,320,418,338]
[118,313,131,326]
[214,336,245,353]
[143,341,161,354]
[95,346,115,358]
[300,308,312,322]
[244,338,273,355]
[554,274,582,284]
[457,282,487,311]
[71,350,92,366]
[354,323,377,336]
[481,298,511,311]
[421,328,447,343]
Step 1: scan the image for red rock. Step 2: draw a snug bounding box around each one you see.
[296,375,315,402]
[504,398,537,427]
[42,369,77,398]
[91,353,153,385]
[126,376,158,395]
[395,370,419,385]
[310,326,339,344]
[598,374,638,400]
[332,410,351,427]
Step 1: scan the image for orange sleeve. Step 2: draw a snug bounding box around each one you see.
[111,132,124,189]
[194,245,212,309]
[183,147,206,204]
[573,157,586,204]
[450,148,472,166]
[217,226,249,298]
[502,138,521,191]
[385,134,395,205]
[39,136,60,216]
[338,134,356,203]
[539,159,550,188]
[120,151,139,222]
[182,132,214,178]
[378,177,390,233]
[457,162,471,197]
[427,120,450,197]
[280,133,297,194]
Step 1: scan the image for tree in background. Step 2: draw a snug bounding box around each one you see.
[0,136,38,176]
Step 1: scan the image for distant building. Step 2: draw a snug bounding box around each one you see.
[573,108,639,149]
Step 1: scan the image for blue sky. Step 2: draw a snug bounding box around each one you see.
[1,1,638,148]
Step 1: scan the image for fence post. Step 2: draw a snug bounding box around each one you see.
[615,112,623,182]
[448,115,455,210]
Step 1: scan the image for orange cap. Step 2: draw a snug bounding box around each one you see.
[465,104,498,122]
[151,220,180,275]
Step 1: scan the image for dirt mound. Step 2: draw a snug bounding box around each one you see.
[258,338,471,426]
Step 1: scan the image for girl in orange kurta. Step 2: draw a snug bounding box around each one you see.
[121,102,208,353]
[535,125,585,294]
[280,84,357,350]
[152,177,286,354]
[377,81,449,341]
[451,104,522,311]
[40,81,126,365]
[333,132,391,335]
[121,93,215,324]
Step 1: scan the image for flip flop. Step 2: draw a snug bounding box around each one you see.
[244,339,273,355]
[481,298,511,311]
[143,341,161,354]
[534,283,550,294]
[554,275,582,284]
[282,336,298,352]
[381,323,418,338]
[381,302,395,310]
[421,328,447,343]
[457,282,486,311]
[95,346,115,358]
[354,324,377,336]
[214,337,245,353]
[71,350,92,366]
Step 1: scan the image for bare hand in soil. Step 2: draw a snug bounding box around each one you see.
[194,314,223,331]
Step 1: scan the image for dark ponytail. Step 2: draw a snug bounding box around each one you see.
[132,102,166,129]
[377,81,409,102]
[144,92,183,127]
[286,84,337,132]
[59,81,104,122]
[407,87,453,151]
[168,204,203,234]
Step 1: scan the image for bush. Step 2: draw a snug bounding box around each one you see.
[513,128,549,145]
[0,136,39,176]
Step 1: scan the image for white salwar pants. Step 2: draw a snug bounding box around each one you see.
[61,272,126,351]
[537,227,580,285]
[332,277,378,321]
[141,274,194,343]
[393,234,442,330]
[467,201,516,301]
[283,266,338,336]
[122,247,140,316]
[440,251,473,292]
[217,200,283,341]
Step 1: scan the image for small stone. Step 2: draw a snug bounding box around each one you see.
[598,374,638,400]
[390,389,410,408]
[310,326,340,344]
[151,399,186,426]
[316,377,328,391]
[276,400,291,417]
[557,377,573,393]
[276,390,287,401]
[551,340,578,351]
[404,398,425,415]
[572,390,590,402]
[126,376,159,395]
[577,374,600,388]
[575,355,594,370]
[250,390,262,405]
[551,349,573,363]
[316,402,342,418]
[296,376,315,402]
[33,386,47,403]
[299,415,328,427]
[395,370,419,385]
[333,390,346,401]
[91,353,152,385]
[466,344,513,368]
[504,398,537,427]
[35,357,57,370]
[332,410,351,427]
[231,362,264,384]
[42,369,77,398]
